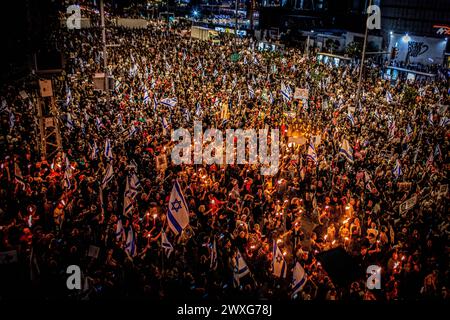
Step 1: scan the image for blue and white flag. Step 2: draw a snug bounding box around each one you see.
[213,69,218,78]
[233,249,250,286]
[428,111,434,125]
[123,193,133,217]
[95,117,102,131]
[392,159,402,178]
[281,82,292,102]
[104,138,113,160]
[291,262,307,298]
[167,180,190,235]
[306,141,318,165]
[439,116,449,127]
[346,113,355,126]
[160,97,178,108]
[115,219,125,242]
[153,94,158,112]
[125,173,140,199]
[125,226,137,257]
[143,86,150,104]
[386,91,393,104]
[248,85,255,99]
[196,61,202,71]
[272,240,287,278]
[101,163,114,188]
[161,230,173,258]
[269,91,275,104]
[210,238,218,270]
[339,139,354,163]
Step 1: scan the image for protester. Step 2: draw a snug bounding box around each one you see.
[0,14,448,301]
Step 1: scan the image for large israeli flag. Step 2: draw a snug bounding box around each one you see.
[339,139,354,163]
[160,97,178,108]
[292,262,307,298]
[272,240,287,278]
[233,249,250,286]
[167,180,190,235]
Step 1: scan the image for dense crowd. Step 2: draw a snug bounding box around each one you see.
[0,18,449,301]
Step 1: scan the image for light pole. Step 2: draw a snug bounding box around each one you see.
[234,0,238,49]
[355,0,372,109]
[100,0,108,93]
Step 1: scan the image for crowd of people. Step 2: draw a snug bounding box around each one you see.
[0,16,448,301]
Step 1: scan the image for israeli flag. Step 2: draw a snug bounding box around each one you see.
[248,85,255,99]
[104,138,113,161]
[439,117,449,127]
[143,86,150,104]
[123,193,133,217]
[160,97,178,108]
[153,94,158,112]
[269,91,275,104]
[339,139,354,163]
[210,238,218,270]
[392,159,402,178]
[233,249,250,286]
[346,113,355,126]
[281,82,292,102]
[115,219,125,242]
[167,180,190,235]
[125,226,137,257]
[125,173,140,199]
[101,163,114,188]
[184,108,191,122]
[95,117,102,131]
[292,262,307,298]
[272,240,287,278]
[306,141,318,165]
[386,91,393,104]
[213,69,218,78]
[161,230,174,258]
[428,111,434,125]
[196,61,202,71]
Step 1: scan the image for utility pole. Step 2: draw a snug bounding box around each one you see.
[234,0,238,49]
[355,0,372,109]
[100,0,108,93]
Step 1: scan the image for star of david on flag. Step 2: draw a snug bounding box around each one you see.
[167,180,190,235]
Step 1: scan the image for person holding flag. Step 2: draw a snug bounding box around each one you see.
[167,180,190,235]
[272,240,287,278]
